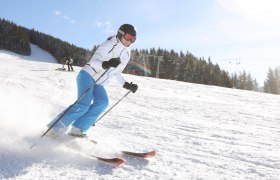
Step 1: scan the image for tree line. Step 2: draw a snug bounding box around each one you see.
[0,18,92,65]
[0,19,30,55]
[126,49,233,88]
[1,18,279,94]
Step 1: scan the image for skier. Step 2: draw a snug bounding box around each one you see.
[65,56,74,71]
[48,24,138,139]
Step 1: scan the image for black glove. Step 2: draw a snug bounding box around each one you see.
[123,82,138,93]
[102,57,121,69]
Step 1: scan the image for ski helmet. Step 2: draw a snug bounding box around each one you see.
[117,24,136,41]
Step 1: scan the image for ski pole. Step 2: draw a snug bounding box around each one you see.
[93,90,131,126]
[30,69,108,149]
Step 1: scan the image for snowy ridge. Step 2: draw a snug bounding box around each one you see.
[0,44,57,64]
[0,48,280,179]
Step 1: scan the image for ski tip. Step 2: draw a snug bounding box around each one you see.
[145,150,156,158]
[115,158,125,166]
[96,157,125,166]
[106,158,125,167]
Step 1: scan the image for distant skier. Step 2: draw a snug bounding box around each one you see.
[48,24,138,138]
[64,56,74,71]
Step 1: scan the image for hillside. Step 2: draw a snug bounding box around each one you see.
[0,50,280,179]
[0,44,57,64]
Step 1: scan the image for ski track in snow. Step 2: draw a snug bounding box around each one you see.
[0,48,280,179]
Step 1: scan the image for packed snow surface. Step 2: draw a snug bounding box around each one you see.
[0,47,280,179]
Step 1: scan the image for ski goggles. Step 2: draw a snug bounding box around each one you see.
[123,33,136,43]
[119,30,136,43]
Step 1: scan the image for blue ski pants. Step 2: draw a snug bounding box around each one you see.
[50,70,109,133]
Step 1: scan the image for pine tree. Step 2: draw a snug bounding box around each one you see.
[264,68,277,94]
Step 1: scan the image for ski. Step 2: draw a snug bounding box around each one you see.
[55,67,66,71]
[41,137,125,166]
[69,141,124,166]
[89,139,156,159]
[87,155,125,166]
[122,150,156,158]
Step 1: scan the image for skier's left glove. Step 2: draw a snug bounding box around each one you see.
[123,82,138,93]
[102,58,121,69]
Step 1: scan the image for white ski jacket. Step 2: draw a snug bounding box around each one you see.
[82,36,130,86]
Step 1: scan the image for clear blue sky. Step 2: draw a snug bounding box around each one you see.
[1,0,280,84]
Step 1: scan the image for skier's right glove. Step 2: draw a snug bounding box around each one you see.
[123,82,138,93]
[102,57,121,69]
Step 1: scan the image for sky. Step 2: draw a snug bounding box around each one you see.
[1,0,280,84]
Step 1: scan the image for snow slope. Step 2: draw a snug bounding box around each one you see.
[0,48,280,180]
[0,44,57,63]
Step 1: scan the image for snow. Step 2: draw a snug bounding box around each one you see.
[0,44,57,64]
[1,45,280,179]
